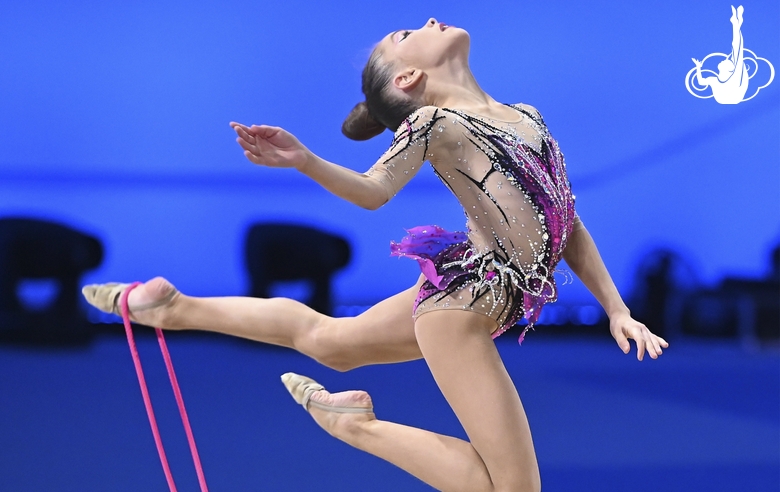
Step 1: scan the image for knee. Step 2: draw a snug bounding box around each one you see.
[493,482,539,492]
[494,470,541,492]
[320,355,355,373]
[297,319,356,372]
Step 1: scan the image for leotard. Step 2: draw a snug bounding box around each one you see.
[365,103,578,343]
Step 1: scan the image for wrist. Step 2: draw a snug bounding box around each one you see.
[298,149,316,173]
[607,306,630,320]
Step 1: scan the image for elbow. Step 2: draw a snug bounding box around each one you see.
[363,196,388,211]
[360,179,390,210]
[362,187,390,210]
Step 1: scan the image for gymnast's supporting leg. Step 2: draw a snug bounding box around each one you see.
[300,310,541,492]
[85,275,425,371]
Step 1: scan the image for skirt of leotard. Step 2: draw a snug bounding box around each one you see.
[390,225,551,343]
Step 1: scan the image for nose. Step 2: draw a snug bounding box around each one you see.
[426,18,437,28]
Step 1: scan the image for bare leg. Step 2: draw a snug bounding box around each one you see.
[93,275,426,371]
[301,310,541,492]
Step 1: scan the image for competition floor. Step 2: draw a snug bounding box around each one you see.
[1,330,777,491]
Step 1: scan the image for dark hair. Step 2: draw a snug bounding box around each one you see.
[341,47,422,141]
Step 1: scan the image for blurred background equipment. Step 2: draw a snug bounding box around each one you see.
[0,217,103,344]
[628,243,780,348]
[629,247,702,340]
[680,242,780,349]
[245,223,351,316]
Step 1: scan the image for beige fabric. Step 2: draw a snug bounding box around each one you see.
[81,282,131,315]
[281,373,373,414]
[364,103,577,334]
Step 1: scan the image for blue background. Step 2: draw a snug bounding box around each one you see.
[1,0,777,302]
[0,0,778,490]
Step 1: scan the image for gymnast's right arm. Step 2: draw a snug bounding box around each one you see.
[232,105,440,211]
[231,121,387,210]
[299,152,392,210]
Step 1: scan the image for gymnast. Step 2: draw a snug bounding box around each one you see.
[83,18,669,492]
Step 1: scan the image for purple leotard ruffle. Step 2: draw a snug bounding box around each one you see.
[390,225,468,290]
[391,225,553,344]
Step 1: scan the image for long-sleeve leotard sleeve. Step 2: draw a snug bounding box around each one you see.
[364,106,445,205]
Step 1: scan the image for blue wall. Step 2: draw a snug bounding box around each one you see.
[1,0,778,305]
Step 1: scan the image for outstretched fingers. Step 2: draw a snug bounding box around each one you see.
[231,122,281,141]
[235,134,258,155]
[611,314,670,361]
[637,335,653,361]
[233,124,255,143]
[614,330,631,354]
[632,328,669,361]
[658,335,669,348]
[231,123,266,164]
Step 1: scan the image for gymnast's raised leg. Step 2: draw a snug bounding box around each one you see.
[83,274,425,371]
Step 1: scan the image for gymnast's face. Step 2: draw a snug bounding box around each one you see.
[378,18,470,81]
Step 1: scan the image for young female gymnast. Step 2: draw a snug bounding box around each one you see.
[83,18,669,492]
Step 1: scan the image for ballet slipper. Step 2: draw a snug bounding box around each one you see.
[281,372,373,414]
[81,282,178,317]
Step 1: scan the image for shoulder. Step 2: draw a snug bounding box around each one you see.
[512,102,546,126]
[393,105,446,137]
[392,106,456,151]
[390,106,459,164]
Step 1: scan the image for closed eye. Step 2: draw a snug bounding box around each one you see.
[400,30,412,41]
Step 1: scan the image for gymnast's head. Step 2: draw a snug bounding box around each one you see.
[342,18,470,141]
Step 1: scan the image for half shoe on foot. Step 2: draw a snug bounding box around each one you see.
[281,372,373,414]
[81,282,177,317]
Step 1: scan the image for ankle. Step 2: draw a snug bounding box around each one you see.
[155,291,185,330]
[333,415,375,446]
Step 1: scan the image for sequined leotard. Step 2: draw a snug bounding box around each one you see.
[365,103,577,343]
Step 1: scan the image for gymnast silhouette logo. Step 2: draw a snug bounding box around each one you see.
[685,5,774,104]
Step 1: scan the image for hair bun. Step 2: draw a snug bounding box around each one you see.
[341,101,386,141]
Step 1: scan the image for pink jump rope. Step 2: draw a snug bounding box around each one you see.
[119,282,209,492]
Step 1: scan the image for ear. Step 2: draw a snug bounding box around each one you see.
[393,68,424,94]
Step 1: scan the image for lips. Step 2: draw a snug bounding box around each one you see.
[440,23,449,31]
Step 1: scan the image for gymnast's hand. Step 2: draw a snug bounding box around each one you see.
[230,122,311,170]
[609,312,669,361]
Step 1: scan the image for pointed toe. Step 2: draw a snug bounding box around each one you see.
[281,372,324,409]
[280,372,372,414]
[81,282,131,315]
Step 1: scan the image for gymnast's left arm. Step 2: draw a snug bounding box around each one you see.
[562,216,670,360]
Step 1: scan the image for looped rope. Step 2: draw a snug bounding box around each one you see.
[120,282,209,492]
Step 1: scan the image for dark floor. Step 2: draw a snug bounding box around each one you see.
[0,327,778,491]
